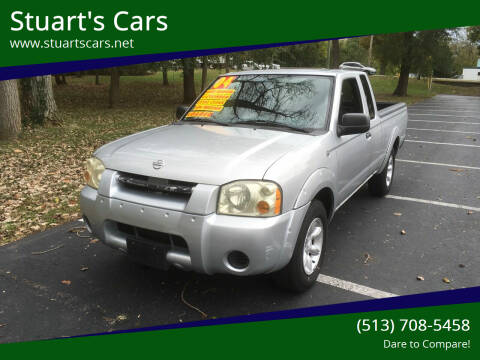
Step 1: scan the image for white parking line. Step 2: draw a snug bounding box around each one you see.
[417,105,480,107]
[408,109,480,114]
[405,140,480,148]
[408,105,480,112]
[410,105,480,107]
[408,119,480,125]
[397,159,480,171]
[316,274,398,298]
[419,100,480,102]
[407,127,480,135]
[385,195,480,212]
[409,113,480,119]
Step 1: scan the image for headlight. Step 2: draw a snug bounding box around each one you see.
[217,180,282,217]
[84,157,105,189]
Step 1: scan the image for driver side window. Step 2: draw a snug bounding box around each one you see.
[339,78,364,121]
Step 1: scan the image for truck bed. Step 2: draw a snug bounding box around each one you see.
[376,101,407,117]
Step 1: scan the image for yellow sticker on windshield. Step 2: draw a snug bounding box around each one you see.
[186,111,213,118]
[193,105,224,112]
[219,76,236,88]
[190,76,237,115]
[193,88,235,112]
[212,76,237,89]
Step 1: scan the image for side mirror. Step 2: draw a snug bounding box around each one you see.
[337,113,370,136]
[176,105,189,120]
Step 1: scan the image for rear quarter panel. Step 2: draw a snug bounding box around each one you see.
[377,103,408,171]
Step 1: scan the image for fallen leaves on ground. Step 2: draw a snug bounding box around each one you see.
[103,314,128,326]
[416,275,425,281]
[61,280,71,285]
[363,253,373,264]
[0,75,183,245]
[442,277,451,284]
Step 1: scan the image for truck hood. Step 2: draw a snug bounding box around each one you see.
[95,123,316,185]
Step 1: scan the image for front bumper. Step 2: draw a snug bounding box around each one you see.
[80,186,308,276]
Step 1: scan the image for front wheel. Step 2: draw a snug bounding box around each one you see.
[273,200,327,292]
[368,150,395,197]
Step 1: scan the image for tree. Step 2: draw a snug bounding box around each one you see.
[20,75,59,125]
[410,30,454,79]
[373,34,401,75]
[340,38,369,65]
[162,64,169,86]
[201,56,208,90]
[231,51,249,70]
[467,26,480,50]
[372,30,452,95]
[109,67,120,108]
[451,40,478,74]
[430,39,455,78]
[182,58,196,104]
[0,80,22,140]
[393,31,415,96]
[368,35,374,66]
[225,54,230,73]
[330,40,340,68]
[54,74,67,85]
[106,63,163,106]
[249,48,275,66]
[95,71,100,85]
[275,43,327,67]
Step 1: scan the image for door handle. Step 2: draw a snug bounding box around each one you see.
[365,132,372,139]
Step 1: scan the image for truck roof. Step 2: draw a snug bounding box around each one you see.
[225,68,354,77]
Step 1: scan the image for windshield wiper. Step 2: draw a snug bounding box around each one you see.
[180,117,231,126]
[232,120,309,133]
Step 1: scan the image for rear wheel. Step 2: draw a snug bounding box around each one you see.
[273,200,327,292]
[368,150,395,196]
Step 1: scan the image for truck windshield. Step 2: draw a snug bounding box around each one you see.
[183,74,333,131]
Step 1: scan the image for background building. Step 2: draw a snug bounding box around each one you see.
[462,58,480,80]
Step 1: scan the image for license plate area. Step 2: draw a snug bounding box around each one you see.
[127,237,170,270]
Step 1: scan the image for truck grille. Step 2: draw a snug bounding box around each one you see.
[117,172,196,196]
[116,222,188,249]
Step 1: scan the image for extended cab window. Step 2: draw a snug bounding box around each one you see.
[338,78,364,121]
[184,74,333,131]
[360,75,375,119]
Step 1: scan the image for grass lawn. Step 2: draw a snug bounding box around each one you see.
[1,70,479,245]
[371,75,480,104]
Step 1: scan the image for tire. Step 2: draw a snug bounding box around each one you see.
[368,149,395,197]
[273,200,327,292]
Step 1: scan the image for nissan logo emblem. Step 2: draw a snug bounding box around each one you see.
[152,160,165,170]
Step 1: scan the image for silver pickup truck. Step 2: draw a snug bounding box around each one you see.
[80,69,407,291]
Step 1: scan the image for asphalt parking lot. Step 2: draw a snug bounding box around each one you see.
[1,95,479,343]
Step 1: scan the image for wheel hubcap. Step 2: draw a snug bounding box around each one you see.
[302,218,323,275]
[386,155,394,188]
